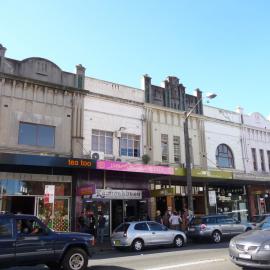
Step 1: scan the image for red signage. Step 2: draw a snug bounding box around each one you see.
[77,184,96,196]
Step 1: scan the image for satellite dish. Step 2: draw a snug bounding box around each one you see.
[91,152,100,160]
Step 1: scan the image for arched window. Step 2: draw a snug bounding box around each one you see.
[216,144,235,168]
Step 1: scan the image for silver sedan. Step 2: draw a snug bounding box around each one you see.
[111,221,187,251]
[229,217,270,269]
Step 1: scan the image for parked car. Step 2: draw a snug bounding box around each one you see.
[251,213,270,226]
[0,213,95,270]
[187,214,253,243]
[229,216,270,269]
[111,221,187,251]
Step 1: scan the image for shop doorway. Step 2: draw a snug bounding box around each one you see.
[12,196,35,214]
[0,196,35,214]
[156,196,167,216]
[81,198,110,237]
[112,200,123,231]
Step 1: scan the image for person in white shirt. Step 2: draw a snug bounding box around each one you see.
[169,211,182,230]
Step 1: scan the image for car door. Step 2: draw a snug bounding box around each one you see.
[231,220,246,235]
[147,222,168,245]
[133,222,151,245]
[217,216,233,235]
[15,217,55,264]
[0,217,15,267]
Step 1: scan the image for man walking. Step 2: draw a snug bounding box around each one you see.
[97,212,106,244]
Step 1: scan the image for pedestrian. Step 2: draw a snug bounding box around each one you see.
[163,209,171,228]
[97,212,106,244]
[187,209,194,225]
[169,211,182,230]
[88,213,96,237]
[181,206,189,231]
[155,210,163,224]
[78,211,87,233]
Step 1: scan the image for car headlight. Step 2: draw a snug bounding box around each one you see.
[230,239,236,248]
[262,244,270,250]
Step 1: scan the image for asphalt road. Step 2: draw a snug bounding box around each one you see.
[3,242,241,270]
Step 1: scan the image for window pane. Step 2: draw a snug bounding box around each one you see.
[134,223,149,231]
[19,123,36,145]
[92,135,99,151]
[0,218,13,238]
[92,130,99,135]
[99,136,105,152]
[106,137,113,154]
[37,125,55,147]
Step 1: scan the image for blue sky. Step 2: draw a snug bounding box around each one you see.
[1,0,270,118]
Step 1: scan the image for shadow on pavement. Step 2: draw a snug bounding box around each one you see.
[88,266,135,270]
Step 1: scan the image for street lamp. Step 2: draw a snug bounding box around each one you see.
[184,92,217,213]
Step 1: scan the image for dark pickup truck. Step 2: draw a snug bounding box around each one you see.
[0,213,95,270]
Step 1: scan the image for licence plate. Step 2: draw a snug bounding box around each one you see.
[114,240,121,246]
[239,253,251,259]
[189,228,195,231]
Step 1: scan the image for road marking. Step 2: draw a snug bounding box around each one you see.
[144,258,226,270]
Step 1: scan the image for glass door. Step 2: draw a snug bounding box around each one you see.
[36,196,70,231]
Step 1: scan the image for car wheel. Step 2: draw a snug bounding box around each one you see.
[62,248,88,270]
[211,231,222,243]
[174,235,184,248]
[132,239,144,252]
[245,227,252,232]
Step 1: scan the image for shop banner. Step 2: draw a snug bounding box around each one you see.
[96,160,174,175]
[92,189,142,200]
[77,184,96,196]
[150,188,175,197]
[208,190,217,206]
[44,185,55,204]
[192,169,233,179]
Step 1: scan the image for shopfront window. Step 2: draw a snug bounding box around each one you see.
[0,179,71,232]
[211,186,248,222]
[0,180,71,196]
[216,144,234,168]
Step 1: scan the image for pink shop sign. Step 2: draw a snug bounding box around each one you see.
[96,160,174,175]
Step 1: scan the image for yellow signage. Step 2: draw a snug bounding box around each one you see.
[174,167,232,179]
[192,169,233,179]
[150,188,176,197]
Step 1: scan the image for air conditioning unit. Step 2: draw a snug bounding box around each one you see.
[91,151,105,160]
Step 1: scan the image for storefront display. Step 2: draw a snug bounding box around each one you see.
[208,185,248,222]
[0,176,71,231]
[76,184,147,235]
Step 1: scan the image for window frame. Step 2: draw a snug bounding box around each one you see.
[267,150,270,171]
[120,133,140,157]
[91,129,113,155]
[252,148,258,171]
[18,122,55,148]
[161,134,169,162]
[0,217,13,239]
[260,149,266,172]
[216,144,235,169]
[173,136,181,163]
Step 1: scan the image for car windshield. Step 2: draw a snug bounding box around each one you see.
[256,219,270,230]
[114,223,130,233]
